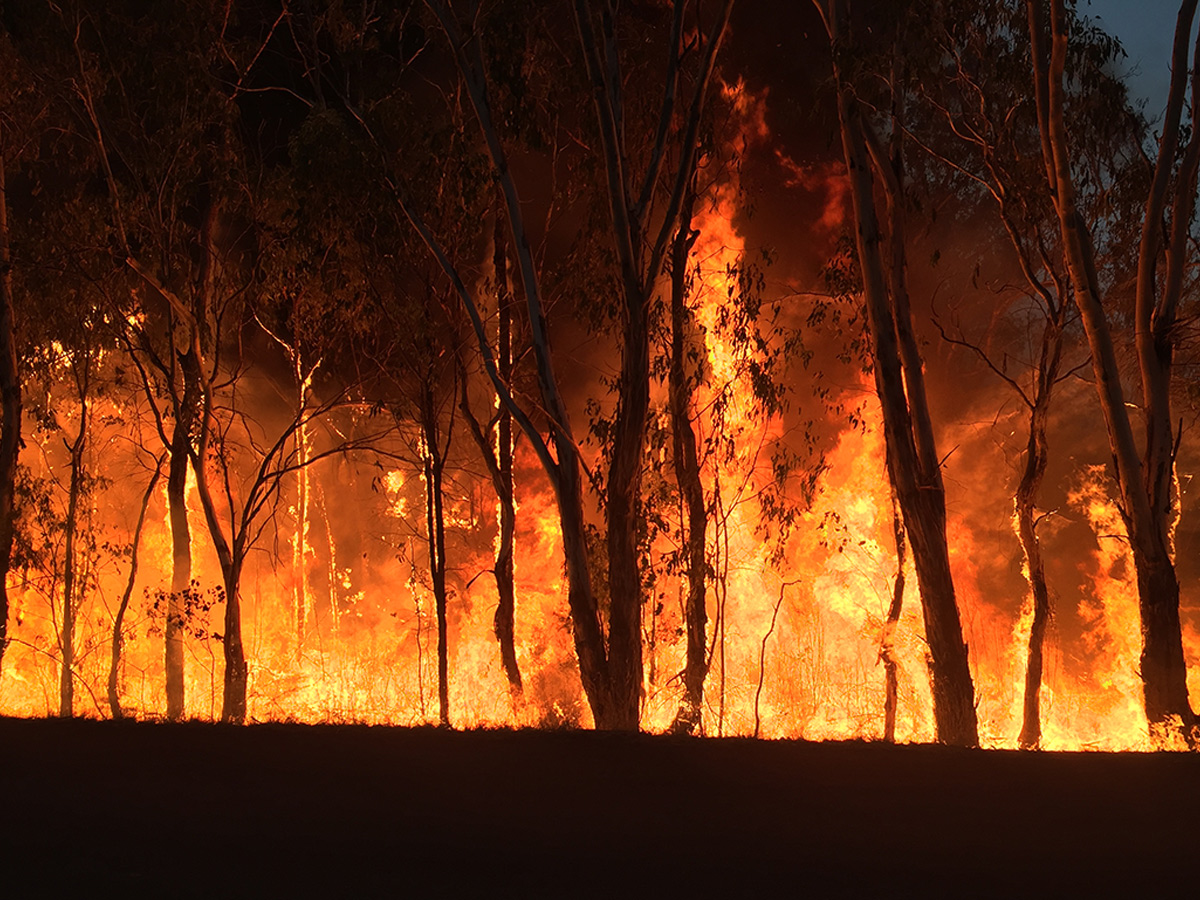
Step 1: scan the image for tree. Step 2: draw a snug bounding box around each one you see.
[411,0,733,730]
[897,0,1109,747]
[0,34,29,674]
[457,210,522,693]
[1027,0,1200,740]
[814,0,979,746]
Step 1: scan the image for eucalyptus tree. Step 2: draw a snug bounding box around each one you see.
[1026,0,1200,740]
[0,27,34,672]
[53,0,247,719]
[813,0,978,746]
[898,0,1140,748]
[402,0,734,731]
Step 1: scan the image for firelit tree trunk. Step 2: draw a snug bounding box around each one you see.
[1029,0,1200,737]
[0,134,21,671]
[669,190,708,734]
[424,2,613,727]
[421,381,451,726]
[1016,344,1060,749]
[573,0,734,731]
[493,216,520,692]
[605,271,652,733]
[426,0,729,730]
[825,0,978,744]
[59,395,87,719]
[219,557,248,723]
[109,461,162,719]
[164,386,194,720]
[881,488,905,744]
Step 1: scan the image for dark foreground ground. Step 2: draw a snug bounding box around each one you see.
[1,717,1197,898]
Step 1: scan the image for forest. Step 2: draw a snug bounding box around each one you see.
[0,0,1198,754]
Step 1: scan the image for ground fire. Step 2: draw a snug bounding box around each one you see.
[0,0,1198,757]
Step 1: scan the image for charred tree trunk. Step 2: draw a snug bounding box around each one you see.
[218,556,247,723]
[421,380,451,727]
[109,461,163,718]
[1029,0,1199,738]
[881,489,906,744]
[164,377,194,720]
[294,383,309,662]
[426,0,729,731]
[827,1,978,744]
[668,191,707,735]
[59,392,87,719]
[605,275,651,732]
[0,134,21,671]
[1016,338,1060,749]
[493,217,520,692]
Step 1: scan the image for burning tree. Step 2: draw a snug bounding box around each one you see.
[1026,0,1200,741]
[816,0,980,746]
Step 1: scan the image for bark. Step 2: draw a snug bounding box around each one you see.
[219,556,247,723]
[0,132,21,671]
[826,6,978,745]
[881,489,905,744]
[421,380,451,726]
[668,189,707,735]
[1015,401,1052,749]
[1016,326,1062,750]
[426,0,730,730]
[604,268,651,733]
[493,216,520,692]
[294,376,309,661]
[109,460,163,719]
[164,377,194,720]
[573,0,734,731]
[423,3,613,728]
[1029,0,1198,737]
[189,416,248,724]
[59,389,87,719]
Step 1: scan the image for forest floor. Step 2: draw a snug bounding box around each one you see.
[1,716,1197,898]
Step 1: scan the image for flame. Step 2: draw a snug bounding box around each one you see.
[0,89,1193,754]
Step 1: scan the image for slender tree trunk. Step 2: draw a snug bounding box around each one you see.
[165,396,192,720]
[493,215,520,692]
[1017,374,1056,749]
[60,389,88,718]
[422,381,451,726]
[219,556,247,723]
[668,191,707,735]
[606,277,651,732]
[109,461,163,719]
[881,489,906,744]
[0,133,21,672]
[1030,0,1198,737]
[188,347,247,723]
[293,353,310,661]
[830,21,978,744]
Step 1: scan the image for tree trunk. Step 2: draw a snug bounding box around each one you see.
[188,348,247,723]
[493,215,520,693]
[1017,381,1055,749]
[0,132,22,672]
[605,280,651,732]
[668,191,707,735]
[60,388,88,718]
[881,488,906,744]
[165,398,192,720]
[1029,0,1198,737]
[294,396,309,661]
[219,556,247,724]
[830,28,978,744]
[422,381,451,727]
[1133,536,1191,729]
[109,461,163,719]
